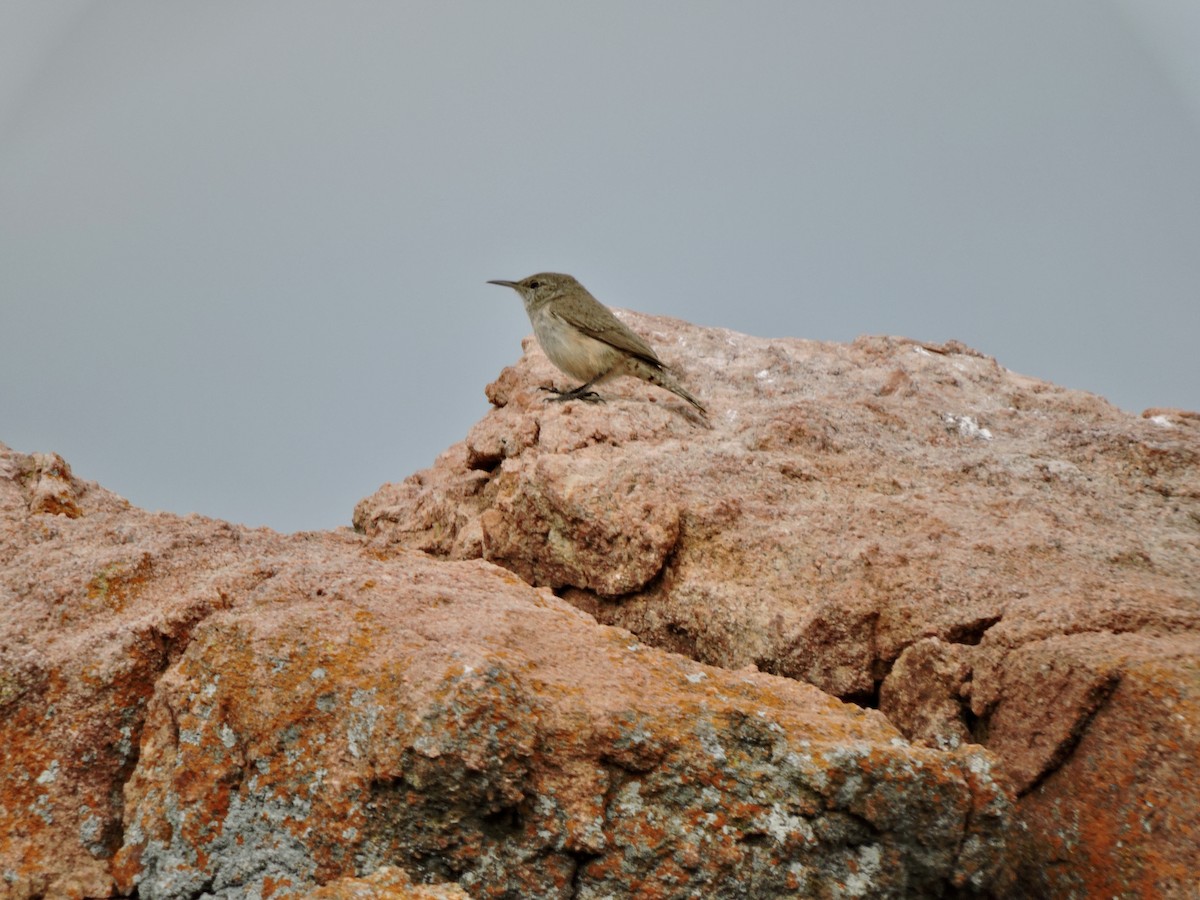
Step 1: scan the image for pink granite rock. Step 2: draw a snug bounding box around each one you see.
[302,866,468,899]
[356,317,1200,897]
[0,442,1012,899]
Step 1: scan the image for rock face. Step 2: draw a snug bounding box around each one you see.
[356,315,1200,898]
[1,443,1013,899]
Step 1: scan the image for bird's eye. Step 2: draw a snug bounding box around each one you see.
[528,280,540,289]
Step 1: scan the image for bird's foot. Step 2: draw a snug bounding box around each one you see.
[540,385,605,404]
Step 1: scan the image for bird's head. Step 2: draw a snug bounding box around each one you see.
[487,272,579,311]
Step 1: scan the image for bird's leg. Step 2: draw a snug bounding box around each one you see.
[541,375,606,404]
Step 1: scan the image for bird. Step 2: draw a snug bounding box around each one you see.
[487,272,707,417]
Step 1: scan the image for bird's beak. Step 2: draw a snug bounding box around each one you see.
[487,279,518,289]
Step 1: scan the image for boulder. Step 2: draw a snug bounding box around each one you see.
[357,316,1200,897]
[1,443,1012,898]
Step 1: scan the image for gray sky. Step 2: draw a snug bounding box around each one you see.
[2,2,1198,533]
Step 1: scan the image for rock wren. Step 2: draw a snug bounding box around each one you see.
[487,272,707,417]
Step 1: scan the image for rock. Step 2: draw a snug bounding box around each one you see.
[1006,645,1198,897]
[356,318,1200,897]
[0,442,1013,898]
[302,866,469,898]
[0,450,102,519]
[878,638,972,751]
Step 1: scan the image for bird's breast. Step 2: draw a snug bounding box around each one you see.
[529,307,620,382]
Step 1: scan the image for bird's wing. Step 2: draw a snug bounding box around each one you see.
[556,303,664,368]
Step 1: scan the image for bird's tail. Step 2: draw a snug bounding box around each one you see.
[667,378,707,417]
[641,361,707,417]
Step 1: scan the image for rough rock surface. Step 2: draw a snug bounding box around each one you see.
[302,866,469,899]
[356,315,1200,898]
[1,443,1013,898]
